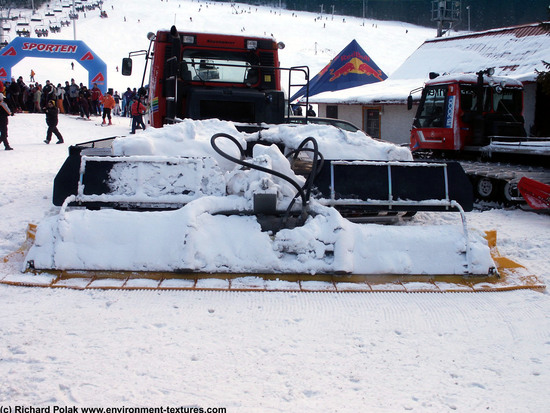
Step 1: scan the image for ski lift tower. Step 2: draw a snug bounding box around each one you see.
[432,0,461,37]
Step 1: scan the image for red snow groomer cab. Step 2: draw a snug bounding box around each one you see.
[123,27,286,128]
[409,69,550,204]
[410,69,526,153]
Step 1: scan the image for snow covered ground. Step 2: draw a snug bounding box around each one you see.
[0,0,549,411]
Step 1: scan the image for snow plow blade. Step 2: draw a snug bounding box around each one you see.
[1,225,545,293]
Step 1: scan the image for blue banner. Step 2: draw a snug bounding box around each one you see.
[0,37,107,93]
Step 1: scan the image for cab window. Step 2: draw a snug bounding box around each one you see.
[415,85,447,128]
[493,89,522,115]
[182,50,253,84]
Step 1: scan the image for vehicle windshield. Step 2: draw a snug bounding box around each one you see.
[415,85,447,128]
[182,50,254,84]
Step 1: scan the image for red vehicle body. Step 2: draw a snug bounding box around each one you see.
[410,71,525,153]
[142,28,285,128]
[409,70,550,203]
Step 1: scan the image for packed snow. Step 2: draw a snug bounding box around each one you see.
[0,0,549,411]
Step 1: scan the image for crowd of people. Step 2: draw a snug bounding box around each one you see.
[0,74,147,150]
[0,76,143,119]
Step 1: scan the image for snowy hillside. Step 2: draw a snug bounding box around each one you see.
[0,1,549,412]
[7,0,435,97]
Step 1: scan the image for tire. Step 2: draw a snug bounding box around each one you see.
[476,177,495,200]
[499,181,519,205]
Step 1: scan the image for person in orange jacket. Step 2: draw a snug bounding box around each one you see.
[101,91,116,125]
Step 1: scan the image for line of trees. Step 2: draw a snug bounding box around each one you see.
[231,0,549,31]
[3,0,549,31]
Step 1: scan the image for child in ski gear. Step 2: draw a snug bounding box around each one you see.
[44,100,64,144]
[101,92,116,125]
[130,97,146,134]
[0,93,14,150]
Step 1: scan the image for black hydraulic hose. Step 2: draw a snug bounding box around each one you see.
[210,133,323,219]
[284,137,324,213]
[210,132,246,162]
[211,132,307,207]
[287,137,324,200]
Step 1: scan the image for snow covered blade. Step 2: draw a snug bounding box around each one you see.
[10,119,532,290]
[2,225,544,293]
[23,119,486,280]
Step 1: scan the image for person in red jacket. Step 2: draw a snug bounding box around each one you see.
[130,97,146,134]
[90,83,103,116]
[101,92,116,125]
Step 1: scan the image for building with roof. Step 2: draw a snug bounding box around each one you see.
[309,22,550,144]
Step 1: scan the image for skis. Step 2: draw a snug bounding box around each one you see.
[518,177,550,210]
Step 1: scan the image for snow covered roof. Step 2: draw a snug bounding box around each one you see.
[310,22,550,105]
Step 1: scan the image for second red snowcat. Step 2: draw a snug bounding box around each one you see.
[410,69,550,205]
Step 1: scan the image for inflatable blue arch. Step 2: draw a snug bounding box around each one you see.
[0,37,107,93]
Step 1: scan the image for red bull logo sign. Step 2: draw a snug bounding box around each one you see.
[317,61,332,77]
[329,57,385,82]
[289,39,387,102]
